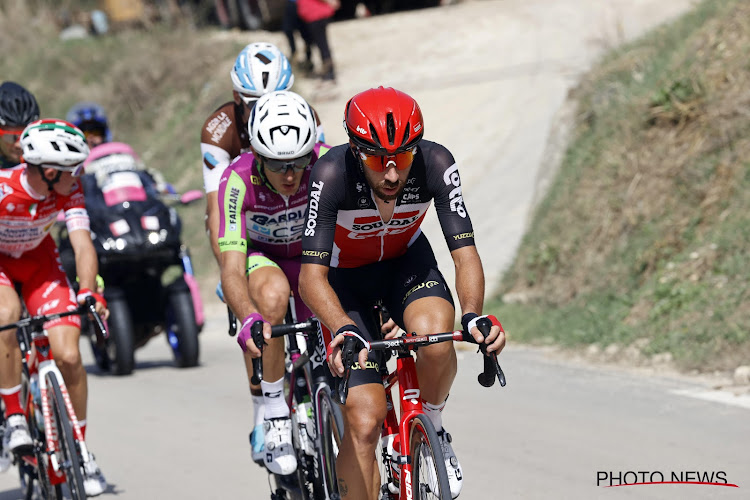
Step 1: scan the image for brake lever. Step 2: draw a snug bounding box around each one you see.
[249,320,265,385]
[84,295,108,345]
[475,317,507,388]
[335,336,358,405]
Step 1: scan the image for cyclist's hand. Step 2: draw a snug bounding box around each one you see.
[462,313,506,354]
[77,288,109,321]
[238,313,270,358]
[327,325,368,377]
[381,318,402,339]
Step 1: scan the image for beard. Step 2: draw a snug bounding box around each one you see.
[372,178,405,201]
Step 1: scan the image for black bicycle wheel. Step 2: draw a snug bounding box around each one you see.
[409,414,451,500]
[315,387,343,499]
[47,372,86,500]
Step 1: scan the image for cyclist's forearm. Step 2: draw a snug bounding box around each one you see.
[69,230,99,291]
[452,245,485,315]
[205,191,222,265]
[220,259,255,320]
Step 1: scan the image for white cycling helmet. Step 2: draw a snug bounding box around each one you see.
[230,43,294,104]
[20,119,90,170]
[249,91,317,161]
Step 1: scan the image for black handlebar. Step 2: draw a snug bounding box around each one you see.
[0,296,107,343]
[335,319,507,405]
[248,318,321,385]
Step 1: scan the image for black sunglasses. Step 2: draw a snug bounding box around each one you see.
[260,152,313,173]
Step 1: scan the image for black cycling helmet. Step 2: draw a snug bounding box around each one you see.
[0,81,40,128]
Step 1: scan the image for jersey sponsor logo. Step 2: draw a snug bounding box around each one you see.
[203,151,219,170]
[453,231,474,241]
[401,192,420,202]
[402,280,440,304]
[250,175,262,186]
[443,163,466,218]
[301,250,330,260]
[42,280,60,299]
[351,360,379,371]
[357,197,369,208]
[227,186,240,226]
[305,180,324,236]
[38,299,61,315]
[250,210,304,227]
[206,112,232,143]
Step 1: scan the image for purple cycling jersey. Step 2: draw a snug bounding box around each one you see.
[217,142,330,258]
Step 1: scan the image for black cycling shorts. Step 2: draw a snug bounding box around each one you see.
[327,233,454,387]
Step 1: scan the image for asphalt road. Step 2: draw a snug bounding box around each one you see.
[0,313,746,499]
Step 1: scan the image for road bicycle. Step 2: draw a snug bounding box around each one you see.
[228,303,344,500]
[0,297,107,500]
[336,315,506,500]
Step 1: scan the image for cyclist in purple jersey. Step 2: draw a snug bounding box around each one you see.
[217,91,329,475]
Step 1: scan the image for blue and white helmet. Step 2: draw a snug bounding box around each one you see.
[230,43,294,105]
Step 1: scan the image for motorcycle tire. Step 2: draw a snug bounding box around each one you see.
[105,295,136,376]
[168,288,200,368]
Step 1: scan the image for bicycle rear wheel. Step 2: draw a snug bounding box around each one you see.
[47,372,86,500]
[314,387,343,499]
[408,414,451,500]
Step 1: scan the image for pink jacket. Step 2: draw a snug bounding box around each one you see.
[297,0,336,23]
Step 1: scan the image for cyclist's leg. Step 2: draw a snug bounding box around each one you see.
[245,254,297,474]
[327,264,389,499]
[22,241,86,421]
[387,234,456,405]
[0,259,33,453]
[0,279,23,414]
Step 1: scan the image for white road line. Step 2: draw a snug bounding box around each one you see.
[671,388,750,410]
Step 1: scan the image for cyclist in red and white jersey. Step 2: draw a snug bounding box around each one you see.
[217,91,330,474]
[0,120,108,496]
[299,87,506,499]
[0,81,39,170]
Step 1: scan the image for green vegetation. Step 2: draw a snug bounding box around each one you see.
[490,0,750,371]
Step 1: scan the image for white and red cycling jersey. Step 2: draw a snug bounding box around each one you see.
[0,165,89,258]
[0,165,89,327]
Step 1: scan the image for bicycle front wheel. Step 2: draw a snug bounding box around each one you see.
[315,387,343,499]
[47,372,86,500]
[408,414,451,500]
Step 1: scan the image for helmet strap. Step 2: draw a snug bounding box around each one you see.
[34,164,63,192]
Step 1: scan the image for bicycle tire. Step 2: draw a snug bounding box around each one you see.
[47,372,86,500]
[315,387,343,499]
[408,414,451,500]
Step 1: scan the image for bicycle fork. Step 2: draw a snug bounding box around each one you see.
[381,354,423,500]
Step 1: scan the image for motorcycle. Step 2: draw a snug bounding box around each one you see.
[58,142,205,375]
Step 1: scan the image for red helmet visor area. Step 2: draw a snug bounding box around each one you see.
[345,87,424,155]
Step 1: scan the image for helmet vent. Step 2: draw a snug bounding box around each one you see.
[386,113,396,145]
[402,122,411,147]
[262,72,270,89]
[51,142,61,152]
[369,124,381,148]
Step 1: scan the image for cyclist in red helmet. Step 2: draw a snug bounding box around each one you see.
[299,86,506,499]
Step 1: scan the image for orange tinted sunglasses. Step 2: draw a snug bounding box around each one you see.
[357,147,416,172]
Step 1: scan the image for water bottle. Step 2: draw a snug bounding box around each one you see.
[295,395,315,456]
[380,431,400,493]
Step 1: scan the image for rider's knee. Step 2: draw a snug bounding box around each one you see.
[51,342,83,372]
[0,301,21,325]
[345,392,387,449]
[255,281,291,318]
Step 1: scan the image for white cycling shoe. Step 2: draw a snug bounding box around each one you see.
[263,417,297,475]
[82,453,107,497]
[437,429,463,498]
[3,414,32,455]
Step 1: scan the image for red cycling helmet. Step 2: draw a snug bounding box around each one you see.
[344,86,424,155]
